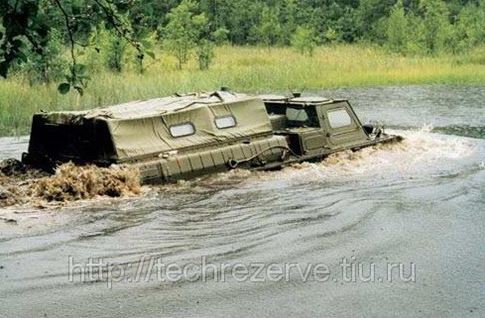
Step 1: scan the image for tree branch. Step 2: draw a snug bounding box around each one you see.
[51,0,77,70]
[92,0,142,52]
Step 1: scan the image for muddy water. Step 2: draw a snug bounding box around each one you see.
[1,85,484,318]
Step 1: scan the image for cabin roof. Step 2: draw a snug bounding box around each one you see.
[260,94,345,106]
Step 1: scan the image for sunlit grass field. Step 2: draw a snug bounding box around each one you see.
[1,45,484,135]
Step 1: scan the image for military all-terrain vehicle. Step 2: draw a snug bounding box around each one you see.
[22,90,402,183]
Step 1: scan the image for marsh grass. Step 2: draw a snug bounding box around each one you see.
[1,45,484,136]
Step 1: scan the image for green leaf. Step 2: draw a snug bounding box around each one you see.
[141,40,154,49]
[74,86,84,96]
[73,64,87,76]
[0,62,8,78]
[146,50,155,59]
[17,51,28,63]
[58,83,71,94]
[77,74,89,80]
[11,39,23,48]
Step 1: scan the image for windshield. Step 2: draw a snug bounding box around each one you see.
[286,106,319,127]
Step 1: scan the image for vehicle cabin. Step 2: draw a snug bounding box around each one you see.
[261,95,370,156]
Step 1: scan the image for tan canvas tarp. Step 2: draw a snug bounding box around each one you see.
[39,91,274,160]
[104,94,273,160]
[74,96,272,160]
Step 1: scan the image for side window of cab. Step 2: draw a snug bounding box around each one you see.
[327,108,353,129]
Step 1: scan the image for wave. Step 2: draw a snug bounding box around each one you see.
[432,125,485,139]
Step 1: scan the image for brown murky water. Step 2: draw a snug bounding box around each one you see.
[1,85,484,317]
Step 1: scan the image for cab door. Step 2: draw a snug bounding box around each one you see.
[321,103,368,148]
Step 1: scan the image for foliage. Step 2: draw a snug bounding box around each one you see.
[448,0,485,53]
[0,0,50,78]
[324,28,339,43]
[212,28,230,45]
[249,6,282,46]
[279,0,298,45]
[0,0,147,94]
[385,0,409,53]
[23,28,67,84]
[162,0,210,69]
[105,30,127,73]
[291,26,317,56]
[418,0,451,55]
[196,39,214,70]
[0,0,484,96]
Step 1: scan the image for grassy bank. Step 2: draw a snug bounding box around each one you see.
[1,45,484,136]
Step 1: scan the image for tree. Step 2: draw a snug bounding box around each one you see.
[1,0,484,90]
[196,39,214,70]
[250,6,282,46]
[0,0,50,79]
[222,1,261,44]
[0,0,146,94]
[280,0,298,45]
[418,0,451,54]
[324,28,339,43]
[448,0,485,53]
[386,0,409,53]
[355,0,397,42]
[163,0,209,69]
[212,27,230,45]
[291,26,317,56]
[105,30,127,73]
[24,28,67,84]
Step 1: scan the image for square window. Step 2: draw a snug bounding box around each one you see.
[328,108,352,128]
[170,123,195,137]
[215,115,237,129]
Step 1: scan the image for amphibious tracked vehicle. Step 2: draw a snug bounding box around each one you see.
[22,90,402,183]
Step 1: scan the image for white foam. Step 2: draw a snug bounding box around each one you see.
[155,127,482,191]
[237,127,482,186]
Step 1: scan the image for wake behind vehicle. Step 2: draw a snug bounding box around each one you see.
[22,90,402,183]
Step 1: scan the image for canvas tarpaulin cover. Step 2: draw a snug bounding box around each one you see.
[40,92,274,160]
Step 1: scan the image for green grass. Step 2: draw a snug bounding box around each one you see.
[1,44,484,136]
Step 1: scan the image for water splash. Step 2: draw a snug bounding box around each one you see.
[1,126,481,208]
[34,163,141,202]
[0,163,142,208]
[198,126,480,188]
